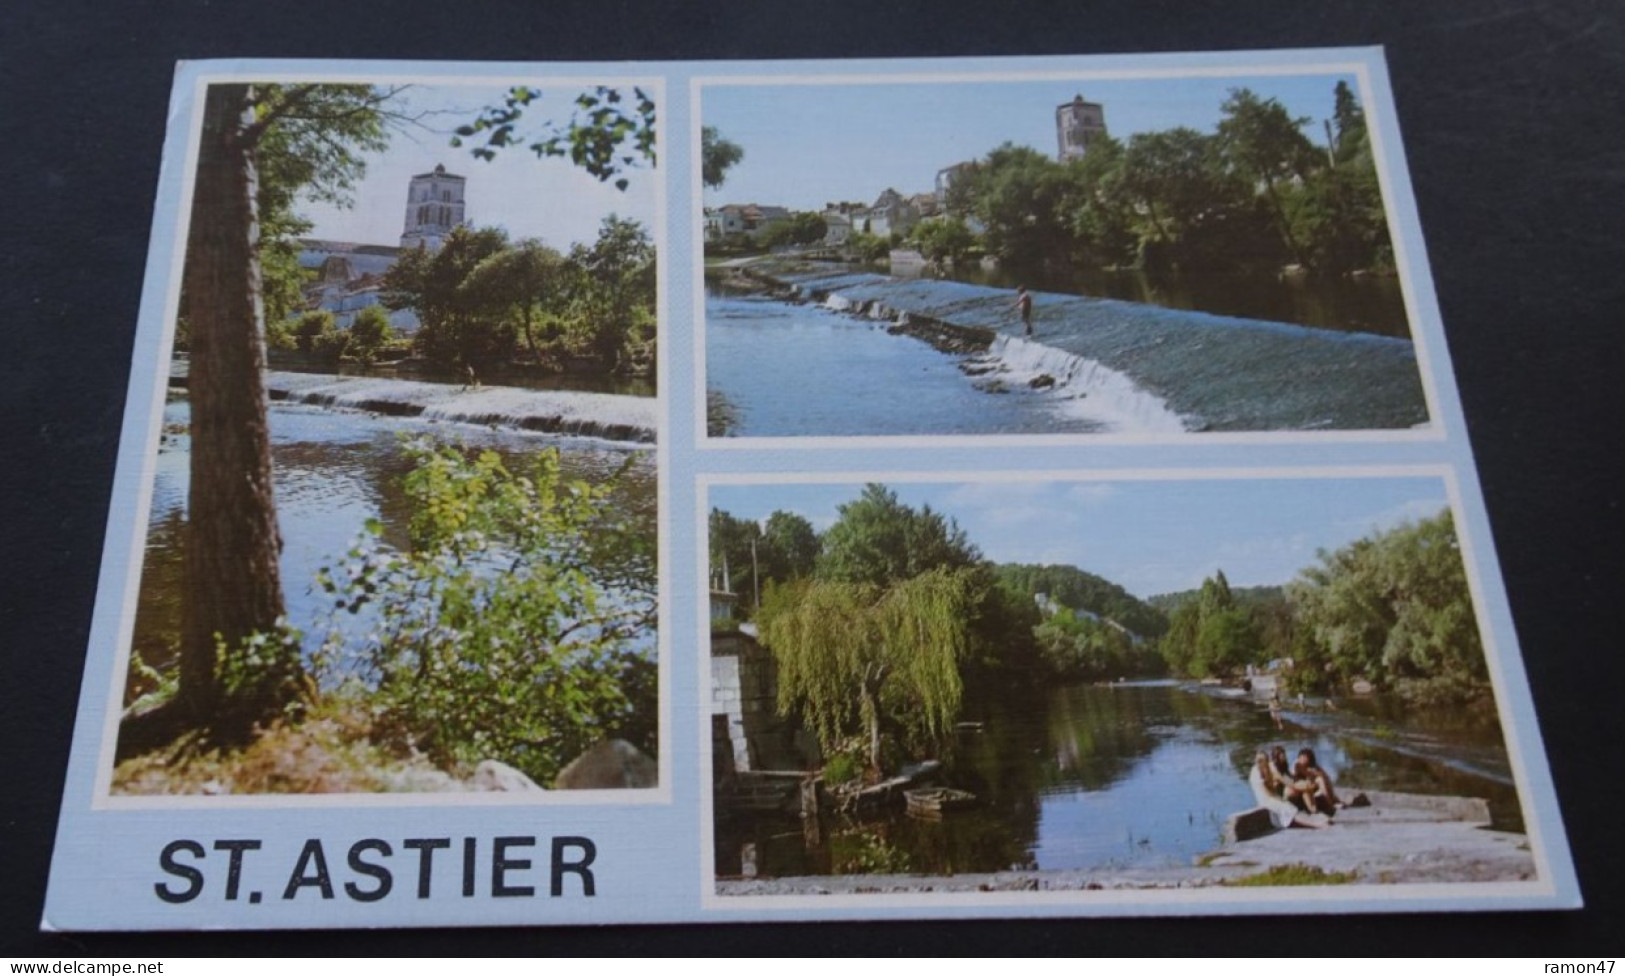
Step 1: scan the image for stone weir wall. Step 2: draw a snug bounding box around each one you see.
[732,261,1429,432]
[170,369,657,444]
[721,264,995,357]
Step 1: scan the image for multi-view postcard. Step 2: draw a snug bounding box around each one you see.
[44,49,1577,931]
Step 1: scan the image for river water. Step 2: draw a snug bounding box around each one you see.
[128,395,657,703]
[706,270,1429,436]
[935,263,1408,339]
[713,681,1519,878]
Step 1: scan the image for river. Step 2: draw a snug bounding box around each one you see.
[127,394,657,704]
[706,269,1428,437]
[713,681,1520,879]
[930,262,1408,339]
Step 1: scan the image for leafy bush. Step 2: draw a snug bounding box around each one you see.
[832,829,914,875]
[346,305,394,365]
[290,310,349,363]
[315,439,657,785]
[265,316,299,352]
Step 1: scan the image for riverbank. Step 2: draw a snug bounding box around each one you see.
[170,368,657,443]
[716,790,1536,894]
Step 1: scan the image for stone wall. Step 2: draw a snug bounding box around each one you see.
[711,633,805,772]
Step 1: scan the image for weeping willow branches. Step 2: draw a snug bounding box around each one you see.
[758,567,974,775]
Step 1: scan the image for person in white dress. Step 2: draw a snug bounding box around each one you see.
[1248,750,1330,830]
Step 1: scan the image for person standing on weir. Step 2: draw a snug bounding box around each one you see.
[1012,285,1034,337]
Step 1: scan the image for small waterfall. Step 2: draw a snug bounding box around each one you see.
[984,335,1188,434]
[262,372,656,444]
[764,264,1428,431]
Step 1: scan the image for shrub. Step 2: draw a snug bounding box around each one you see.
[346,305,394,366]
[314,439,657,785]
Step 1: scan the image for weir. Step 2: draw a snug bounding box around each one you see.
[766,265,1430,432]
[172,368,657,444]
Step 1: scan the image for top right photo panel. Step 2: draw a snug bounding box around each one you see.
[700,68,1433,439]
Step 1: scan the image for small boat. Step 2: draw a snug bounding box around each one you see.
[904,787,977,819]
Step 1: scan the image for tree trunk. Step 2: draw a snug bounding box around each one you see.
[862,683,882,779]
[178,84,293,738]
[521,306,541,363]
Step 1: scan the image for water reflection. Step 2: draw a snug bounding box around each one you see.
[922,263,1408,339]
[128,399,656,705]
[715,682,1520,878]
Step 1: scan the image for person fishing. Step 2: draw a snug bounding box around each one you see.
[1012,285,1034,337]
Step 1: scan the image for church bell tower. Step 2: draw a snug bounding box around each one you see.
[400,163,467,251]
[1056,94,1107,163]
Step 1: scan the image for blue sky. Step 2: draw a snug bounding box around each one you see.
[701,72,1359,212]
[295,83,658,251]
[709,476,1448,599]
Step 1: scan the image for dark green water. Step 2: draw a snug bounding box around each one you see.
[714,681,1519,878]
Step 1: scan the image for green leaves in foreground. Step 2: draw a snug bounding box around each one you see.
[452,85,656,190]
[316,440,656,786]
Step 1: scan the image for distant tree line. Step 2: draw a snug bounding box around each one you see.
[943,83,1388,277]
[380,216,656,378]
[1156,511,1491,706]
[714,492,1492,779]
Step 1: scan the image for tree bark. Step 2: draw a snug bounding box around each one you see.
[178,84,292,736]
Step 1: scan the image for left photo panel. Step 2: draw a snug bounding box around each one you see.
[109,76,664,797]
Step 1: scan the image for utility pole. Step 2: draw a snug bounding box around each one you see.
[750,536,761,610]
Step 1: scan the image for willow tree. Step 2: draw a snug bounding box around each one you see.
[758,567,975,776]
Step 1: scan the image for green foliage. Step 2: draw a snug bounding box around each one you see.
[1287,510,1487,704]
[961,143,1074,270]
[816,484,979,588]
[709,507,823,615]
[701,126,744,189]
[314,440,657,785]
[759,568,975,774]
[996,563,1168,639]
[1226,863,1358,886]
[564,216,657,373]
[1215,88,1320,264]
[264,316,298,352]
[832,829,914,875]
[758,212,829,249]
[1160,570,1266,678]
[214,620,308,731]
[346,305,393,366]
[945,81,1391,276]
[252,85,392,327]
[453,86,656,191]
[908,216,978,265]
[461,239,567,361]
[844,231,891,262]
[384,225,515,369]
[821,751,862,787]
[293,310,349,363]
[1032,608,1164,683]
[762,511,820,583]
[384,218,656,377]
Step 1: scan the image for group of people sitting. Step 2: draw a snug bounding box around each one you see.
[1248,745,1344,830]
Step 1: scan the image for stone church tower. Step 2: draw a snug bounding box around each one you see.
[1056,94,1107,162]
[399,163,467,251]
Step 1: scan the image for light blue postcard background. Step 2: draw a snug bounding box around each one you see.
[43,47,1579,931]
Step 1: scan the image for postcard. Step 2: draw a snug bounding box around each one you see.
[44,48,1577,930]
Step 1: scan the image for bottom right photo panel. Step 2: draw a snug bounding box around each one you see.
[704,470,1548,904]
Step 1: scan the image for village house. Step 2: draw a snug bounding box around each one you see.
[704,203,792,244]
[849,188,920,238]
[292,164,472,332]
